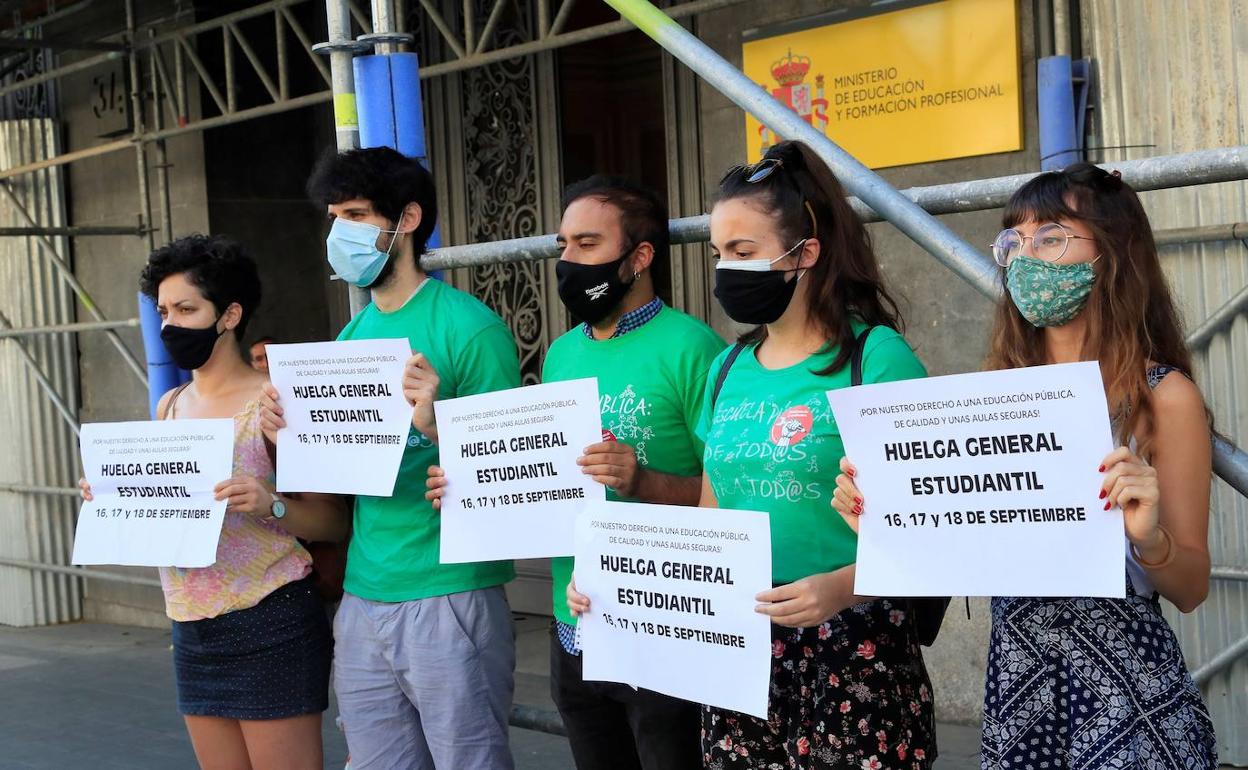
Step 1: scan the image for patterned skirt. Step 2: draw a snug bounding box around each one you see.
[983,587,1217,769]
[702,599,936,769]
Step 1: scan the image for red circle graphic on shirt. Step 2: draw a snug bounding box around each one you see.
[770,406,813,446]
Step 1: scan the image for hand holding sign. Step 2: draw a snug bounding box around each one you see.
[267,339,413,497]
[1099,447,1162,549]
[575,501,772,718]
[434,378,604,562]
[577,440,641,497]
[214,475,276,517]
[258,382,284,445]
[402,352,440,442]
[72,418,235,568]
[826,361,1123,598]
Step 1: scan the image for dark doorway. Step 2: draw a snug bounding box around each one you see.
[555,3,671,304]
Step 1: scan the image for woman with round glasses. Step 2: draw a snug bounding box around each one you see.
[833,163,1218,769]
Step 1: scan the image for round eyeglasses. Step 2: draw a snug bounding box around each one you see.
[991,223,1097,267]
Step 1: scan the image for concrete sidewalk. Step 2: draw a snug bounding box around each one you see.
[0,617,981,768]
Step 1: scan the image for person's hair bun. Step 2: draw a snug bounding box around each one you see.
[762,140,806,170]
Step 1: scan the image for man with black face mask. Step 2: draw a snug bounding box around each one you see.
[539,177,724,769]
[428,177,722,768]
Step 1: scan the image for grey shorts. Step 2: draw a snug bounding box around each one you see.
[333,586,516,770]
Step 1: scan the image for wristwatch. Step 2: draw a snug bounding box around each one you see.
[269,492,288,520]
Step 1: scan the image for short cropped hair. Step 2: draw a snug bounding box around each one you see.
[561,175,670,265]
[306,146,439,257]
[139,234,261,339]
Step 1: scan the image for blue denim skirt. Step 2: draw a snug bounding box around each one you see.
[171,577,332,720]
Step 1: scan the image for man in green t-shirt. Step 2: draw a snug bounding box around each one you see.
[263,147,521,770]
[431,177,724,768]
[541,178,724,769]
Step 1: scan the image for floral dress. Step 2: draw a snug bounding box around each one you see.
[703,598,936,770]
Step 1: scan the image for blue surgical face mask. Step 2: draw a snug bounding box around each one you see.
[325,214,403,288]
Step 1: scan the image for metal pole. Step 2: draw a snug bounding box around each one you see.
[0,319,140,338]
[0,225,145,236]
[1192,631,1248,686]
[1154,221,1248,247]
[606,0,1002,296]
[1212,435,1248,500]
[371,0,401,54]
[126,0,155,254]
[0,557,163,588]
[318,0,370,316]
[1053,0,1071,58]
[0,483,79,497]
[1187,284,1248,350]
[1212,565,1248,583]
[0,311,82,436]
[0,185,148,385]
[149,34,175,245]
[0,50,125,100]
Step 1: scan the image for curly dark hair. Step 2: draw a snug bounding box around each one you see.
[139,234,261,339]
[306,146,439,259]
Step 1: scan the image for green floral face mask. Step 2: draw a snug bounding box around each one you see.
[1005,255,1096,327]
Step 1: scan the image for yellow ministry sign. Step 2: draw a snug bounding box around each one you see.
[742,0,1021,168]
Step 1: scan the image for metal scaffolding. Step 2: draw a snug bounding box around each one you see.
[0,0,1244,568]
[0,0,1246,738]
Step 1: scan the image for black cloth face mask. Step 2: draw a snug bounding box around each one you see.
[555,247,636,325]
[712,240,806,325]
[161,317,225,370]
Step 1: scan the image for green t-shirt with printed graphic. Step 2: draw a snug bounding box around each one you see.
[544,306,726,625]
[695,323,926,585]
[337,279,521,602]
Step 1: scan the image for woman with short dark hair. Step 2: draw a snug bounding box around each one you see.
[82,234,348,770]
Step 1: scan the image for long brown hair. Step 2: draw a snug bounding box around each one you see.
[716,140,904,375]
[985,163,1201,458]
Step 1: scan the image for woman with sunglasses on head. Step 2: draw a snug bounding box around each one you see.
[80,235,349,770]
[833,164,1218,769]
[695,140,936,769]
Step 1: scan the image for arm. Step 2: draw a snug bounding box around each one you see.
[273,492,352,542]
[214,477,351,542]
[759,459,874,629]
[577,441,701,506]
[755,565,867,628]
[411,323,522,445]
[1104,374,1211,612]
[698,472,717,508]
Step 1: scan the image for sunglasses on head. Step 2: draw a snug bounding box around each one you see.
[720,157,783,186]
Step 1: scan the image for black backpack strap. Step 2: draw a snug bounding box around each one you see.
[849,327,873,387]
[710,343,747,409]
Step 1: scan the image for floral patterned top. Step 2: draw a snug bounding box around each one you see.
[159,398,311,622]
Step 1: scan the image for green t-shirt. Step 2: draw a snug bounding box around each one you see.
[544,306,725,625]
[696,324,926,585]
[337,279,521,602]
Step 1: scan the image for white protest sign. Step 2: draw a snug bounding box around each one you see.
[72,418,235,567]
[826,361,1122,598]
[435,378,604,562]
[575,501,772,719]
[267,339,412,496]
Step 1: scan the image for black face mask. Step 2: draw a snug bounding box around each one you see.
[713,267,802,326]
[161,318,225,370]
[555,249,635,325]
